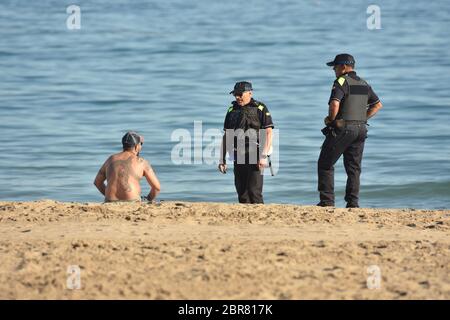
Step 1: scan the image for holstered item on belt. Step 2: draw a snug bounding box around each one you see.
[333,119,345,129]
[321,126,330,136]
[321,126,336,137]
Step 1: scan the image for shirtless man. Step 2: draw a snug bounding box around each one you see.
[94,131,161,202]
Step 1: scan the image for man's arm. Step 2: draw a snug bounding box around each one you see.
[143,160,161,201]
[258,127,273,170]
[367,101,383,119]
[326,78,345,124]
[219,133,227,164]
[93,162,107,196]
[218,109,231,173]
[327,100,340,122]
[218,133,227,173]
[262,127,273,156]
[258,104,275,169]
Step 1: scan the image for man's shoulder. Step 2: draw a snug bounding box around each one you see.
[105,154,117,163]
[334,75,348,87]
[252,99,267,111]
[348,72,369,84]
[357,75,369,86]
[108,153,124,161]
[101,154,117,173]
[226,102,238,113]
[332,76,352,95]
[138,156,150,167]
[138,156,147,163]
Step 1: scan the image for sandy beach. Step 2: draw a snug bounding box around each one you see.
[0,200,448,299]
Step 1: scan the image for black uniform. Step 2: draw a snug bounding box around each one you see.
[318,71,380,207]
[223,98,274,204]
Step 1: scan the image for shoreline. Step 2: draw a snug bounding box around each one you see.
[0,200,449,299]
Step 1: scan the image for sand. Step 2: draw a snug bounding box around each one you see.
[0,200,449,299]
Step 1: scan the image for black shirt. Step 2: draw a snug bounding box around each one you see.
[328,71,380,106]
[223,98,274,131]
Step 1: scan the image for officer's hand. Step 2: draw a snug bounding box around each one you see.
[258,158,268,170]
[218,164,227,174]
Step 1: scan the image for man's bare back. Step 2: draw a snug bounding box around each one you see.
[105,152,145,201]
[94,132,160,202]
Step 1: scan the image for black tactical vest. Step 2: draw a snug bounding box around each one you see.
[237,100,262,131]
[226,100,263,162]
[337,74,370,121]
[227,99,262,131]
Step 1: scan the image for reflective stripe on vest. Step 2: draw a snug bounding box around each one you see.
[338,75,369,121]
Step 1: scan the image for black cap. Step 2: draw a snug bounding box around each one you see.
[326,53,355,67]
[122,131,141,148]
[229,81,253,95]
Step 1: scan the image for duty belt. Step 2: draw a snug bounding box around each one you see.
[333,119,366,130]
[344,120,366,123]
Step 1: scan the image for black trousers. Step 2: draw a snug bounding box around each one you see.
[318,123,367,205]
[234,163,264,204]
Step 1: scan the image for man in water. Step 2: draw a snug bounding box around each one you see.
[94,131,161,202]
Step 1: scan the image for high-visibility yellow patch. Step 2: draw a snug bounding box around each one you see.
[337,77,345,86]
[258,105,264,111]
[266,112,270,116]
[228,106,233,112]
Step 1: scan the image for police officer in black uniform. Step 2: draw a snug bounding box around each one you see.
[218,81,274,204]
[318,54,383,208]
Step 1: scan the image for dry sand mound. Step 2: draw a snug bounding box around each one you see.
[0,200,449,299]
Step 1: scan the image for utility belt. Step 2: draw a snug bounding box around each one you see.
[321,119,367,137]
[334,119,367,129]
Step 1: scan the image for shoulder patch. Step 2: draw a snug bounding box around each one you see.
[257,105,264,111]
[337,77,346,86]
[227,106,233,112]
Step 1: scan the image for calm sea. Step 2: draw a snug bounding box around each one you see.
[0,0,449,208]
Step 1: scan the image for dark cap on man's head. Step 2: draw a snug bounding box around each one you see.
[122,131,141,148]
[326,54,355,67]
[229,81,253,95]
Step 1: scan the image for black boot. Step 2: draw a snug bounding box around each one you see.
[317,201,335,207]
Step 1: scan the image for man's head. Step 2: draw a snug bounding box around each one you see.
[122,131,144,154]
[230,81,253,106]
[326,53,355,78]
